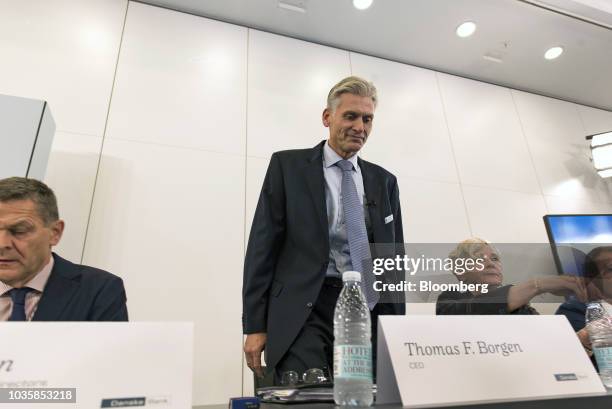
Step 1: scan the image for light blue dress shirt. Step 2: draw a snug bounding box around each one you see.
[322,142,370,277]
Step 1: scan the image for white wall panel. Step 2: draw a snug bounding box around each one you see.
[106,2,247,155]
[0,0,126,136]
[578,105,612,136]
[83,139,245,405]
[544,195,612,214]
[600,184,612,204]
[512,91,609,204]
[399,178,471,243]
[44,131,103,263]
[463,185,549,243]
[0,0,126,264]
[84,4,249,405]
[437,73,541,194]
[247,30,350,159]
[350,53,459,184]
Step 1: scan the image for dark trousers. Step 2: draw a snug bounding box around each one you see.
[273,278,390,385]
[274,278,342,384]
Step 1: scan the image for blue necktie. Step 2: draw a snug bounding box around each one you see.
[337,160,379,310]
[8,287,33,321]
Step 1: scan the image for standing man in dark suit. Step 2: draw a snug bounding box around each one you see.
[0,177,128,321]
[243,76,404,382]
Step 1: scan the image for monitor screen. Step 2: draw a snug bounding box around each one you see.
[543,214,612,276]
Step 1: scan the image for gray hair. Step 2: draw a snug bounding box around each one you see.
[0,177,59,224]
[449,237,501,262]
[326,76,378,112]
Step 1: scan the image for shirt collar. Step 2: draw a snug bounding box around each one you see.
[323,141,360,171]
[0,256,54,296]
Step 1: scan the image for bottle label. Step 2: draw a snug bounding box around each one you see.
[593,346,612,371]
[333,344,372,380]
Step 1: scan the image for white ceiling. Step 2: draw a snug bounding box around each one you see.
[138,0,612,111]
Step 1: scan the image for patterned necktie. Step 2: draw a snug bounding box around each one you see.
[336,159,379,310]
[8,287,33,321]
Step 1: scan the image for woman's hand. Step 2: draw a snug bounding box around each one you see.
[507,276,587,312]
[533,276,587,302]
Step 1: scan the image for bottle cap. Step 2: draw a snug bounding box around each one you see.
[342,271,361,282]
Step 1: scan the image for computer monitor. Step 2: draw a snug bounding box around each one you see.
[543,214,612,276]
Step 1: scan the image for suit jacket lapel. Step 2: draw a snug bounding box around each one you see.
[304,141,328,246]
[32,253,80,321]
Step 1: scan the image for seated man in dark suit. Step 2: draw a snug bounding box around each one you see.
[557,246,612,330]
[0,177,127,321]
[556,246,612,366]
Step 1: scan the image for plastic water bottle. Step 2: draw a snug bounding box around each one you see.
[333,271,373,406]
[585,301,612,388]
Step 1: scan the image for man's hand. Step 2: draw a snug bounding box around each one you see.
[244,333,267,379]
[586,280,605,302]
[577,328,592,355]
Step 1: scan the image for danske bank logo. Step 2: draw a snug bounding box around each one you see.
[554,373,578,381]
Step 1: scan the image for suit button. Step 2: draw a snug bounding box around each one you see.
[306,302,313,308]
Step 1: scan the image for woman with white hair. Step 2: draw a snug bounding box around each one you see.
[436,238,587,315]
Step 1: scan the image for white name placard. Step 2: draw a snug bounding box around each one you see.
[0,322,193,409]
[377,315,605,408]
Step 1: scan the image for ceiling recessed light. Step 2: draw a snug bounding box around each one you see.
[483,54,503,63]
[278,0,307,13]
[456,21,476,38]
[544,46,564,60]
[353,0,373,10]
